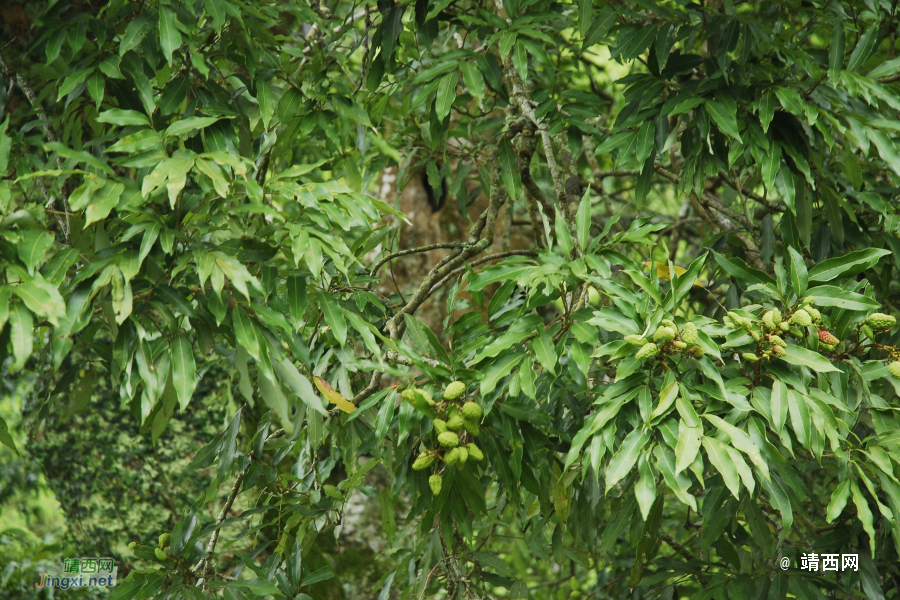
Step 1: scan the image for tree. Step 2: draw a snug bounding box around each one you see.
[1,0,900,597]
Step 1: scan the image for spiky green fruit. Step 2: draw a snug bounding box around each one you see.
[433,419,449,435]
[635,343,659,360]
[820,342,837,352]
[790,309,812,327]
[438,431,460,448]
[723,316,734,328]
[401,388,416,405]
[762,311,775,330]
[866,313,897,330]
[889,361,900,379]
[417,389,435,405]
[673,340,687,349]
[769,335,787,348]
[446,414,464,432]
[462,417,481,436]
[779,321,790,332]
[159,533,171,548]
[660,319,677,329]
[789,326,804,338]
[429,474,443,495]
[466,443,484,462]
[806,306,821,322]
[772,308,782,323]
[751,331,761,342]
[742,353,759,363]
[128,541,138,550]
[444,381,466,401]
[818,330,839,345]
[681,322,698,346]
[456,447,469,467]
[653,326,676,343]
[691,346,705,358]
[461,401,482,420]
[624,335,647,346]
[155,548,167,561]
[772,345,786,357]
[412,451,437,471]
[444,447,461,466]
[862,324,875,339]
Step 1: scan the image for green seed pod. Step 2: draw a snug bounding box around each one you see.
[444,381,466,401]
[806,306,821,322]
[818,330,839,345]
[635,343,660,360]
[772,345,786,357]
[462,417,481,436]
[416,388,435,405]
[742,353,759,363]
[660,319,677,329]
[673,340,687,349]
[433,418,449,435]
[438,431,460,448]
[456,447,469,468]
[769,335,787,348]
[159,532,172,548]
[465,443,484,462]
[800,296,814,307]
[772,308,782,323]
[789,326,804,338]
[624,335,647,346]
[889,361,900,379]
[779,321,790,332]
[446,414,465,432]
[155,548,167,561]
[401,388,416,405]
[681,322,698,346]
[128,541,138,550]
[862,324,875,339]
[691,346,705,358]
[762,311,775,330]
[444,447,461,466]
[429,474,443,495]
[866,313,897,330]
[412,451,437,471]
[653,326,676,343]
[751,331,761,342]
[461,401,483,420]
[819,342,837,352]
[789,309,812,327]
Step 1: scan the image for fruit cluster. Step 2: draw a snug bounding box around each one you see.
[403,381,484,496]
[626,319,704,361]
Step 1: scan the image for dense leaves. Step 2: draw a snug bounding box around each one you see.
[2,0,900,598]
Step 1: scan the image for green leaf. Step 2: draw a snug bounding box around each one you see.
[0,416,18,455]
[480,353,525,395]
[531,333,558,375]
[318,293,347,346]
[85,181,125,227]
[204,0,226,31]
[848,24,879,72]
[674,420,702,474]
[650,380,678,421]
[257,80,275,129]
[759,91,775,133]
[826,479,851,522]
[97,109,150,126]
[787,246,808,297]
[829,21,845,83]
[711,250,775,286]
[808,248,891,282]
[705,99,742,141]
[9,267,65,326]
[868,56,900,79]
[460,61,485,105]
[635,453,657,521]
[234,577,283,596]
[164,117,222,138]
[630,491,663,588]
[703,414,768,481]
[654,445,697,511]
[774,87,804,117]
[866,128,900,178]
[851,480,876,556]
[498,139,521,201]
[583,10,617,50]
[805,285,880,310]
[159,7,183,65]
[467,262,535,292]
[16,229,54,274]
[8,302,33,370]
[575,189,591,250]
[770,380,787,435]
[435,73,457,121]
[56,67,93,101]
[702,437,742,499]
[605,429,650,492]
[635,121,655,166]
[171,335,197,410]
[274,358,327,416]
[233,306,261,360]
[119,9,157,55]
[577,0,592,36]
[300,567,334,587]
[513,40,528,81]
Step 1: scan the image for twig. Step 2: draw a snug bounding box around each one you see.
[659,531,708,587]
[369,242,462,277]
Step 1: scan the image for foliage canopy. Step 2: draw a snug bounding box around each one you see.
[2,0,900,598]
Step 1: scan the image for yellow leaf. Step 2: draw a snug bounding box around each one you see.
[313,376,356,413]
[645,261,704,288]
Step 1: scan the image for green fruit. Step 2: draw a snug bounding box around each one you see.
[429,474,443,495]
[789,326,804,338]
[789,309,812,327]
[660,319,677,329]
[444,447,461,466]
[866,313,897,330]
[772,308,782,323]
[772,345,786,357]
[433,419,449,435]
[653,326,676,342]
[456,447,469,467]
[128,541,138,550]
[762,311,775,330]
[691,346,705,358]
[446,414,465,432]
[742,353,759,363]
[416,388,435,405]
[820,342,837,352]
[635,343,659,360]
[444,381,466,401]
[466,443,484,462]
[862,324,875,339]
[751,331,761,342]
[462,417,481,436]
[159,532,172,548]
[401,388,416,405]
[673,340,687,349]
[818,330,839,345]
[155,548,167,560]
[769,335,787,347]
[438,431,460,448]
[806,306,821,322]
[889,361,900,379]
[779,321,790,332]
[412,451,437,471]
[681,322,698,346]
[624,335,647,346]
[461,401,482,420]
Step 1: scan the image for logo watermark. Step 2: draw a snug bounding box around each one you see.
[779,553,859,572]
[35,557,118,589]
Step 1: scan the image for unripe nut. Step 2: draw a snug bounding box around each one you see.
[818,330,839,345]
[769,335,787,348]
[128,541,138,550]
[789,309,812,327]
[412,451,437,471]
[779,322,790,332]
[866,313,897,330]
[456,447,469,467]
[444,381,466,401]
[155,548,167,561]
[660,319,677,329]
[446,414,465,432]
[465,443,484,462]
[624,335,647,347]
[889,361,900,380]
[429,474,443,495]
[653,326,676,343]
[742,353,759,363]
[673,340,687,349]
[433,419,449,435]
[159,533,171,548]
[681,323,699,346]
[635,343,660,360]
[462,417,481,436]
[461,401,483,420]
[438,431,460,448]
